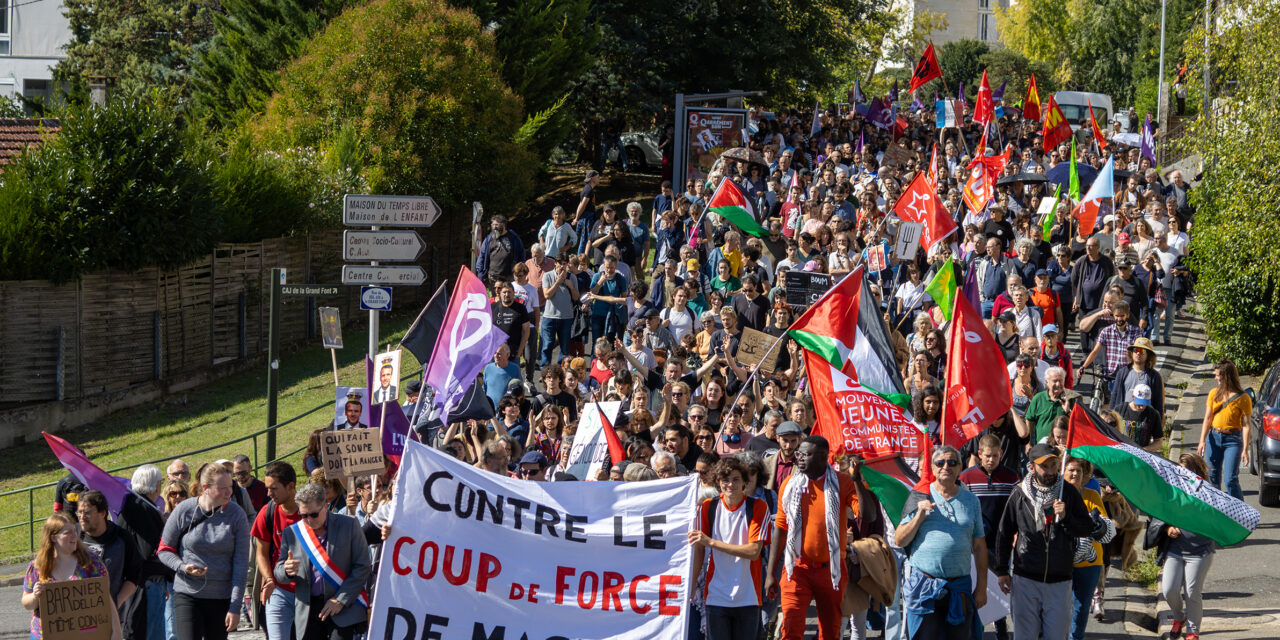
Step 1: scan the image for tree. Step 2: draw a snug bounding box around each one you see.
[248,0,539,215]
[188,0,351,130]
[979,48,1058,104]
[922,39,989,100]
[992,0,1071,65]
[57,0,222,99]
[1179,0,1280,371]
[1059,0,1158,105]
[0,93,219,282]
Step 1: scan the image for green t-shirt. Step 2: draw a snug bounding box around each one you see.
[1024,391,1067,442]
[711,275,741,297]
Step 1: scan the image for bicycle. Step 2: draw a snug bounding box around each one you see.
[1079,365,1116,413]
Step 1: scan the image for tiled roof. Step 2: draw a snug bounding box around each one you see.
[0,118,61,168]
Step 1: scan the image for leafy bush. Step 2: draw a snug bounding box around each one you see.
[1181,2,1280,372]
[247,0,538,215]
[0,93,218,283]
[210,133,316,242]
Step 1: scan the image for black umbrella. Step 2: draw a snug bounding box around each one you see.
[719,147,767,168]
[1046,161,1099,194]
[1113,168,1134,182]
[997,172,1049,185]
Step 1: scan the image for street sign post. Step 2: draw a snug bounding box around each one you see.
[341,265,426,286]
[266,270,343,461]
[342,195,442,227]
[342,230,425,262]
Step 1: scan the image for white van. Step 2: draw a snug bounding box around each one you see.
[1053,91,1113,132]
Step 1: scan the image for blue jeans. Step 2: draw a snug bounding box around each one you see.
[1206,429,1244,500]
[144,580,176,640]
[982,300,995,318]
[539,317,573,366]
[264,586,296,640]
[704,605,760,640]
[1070,564,1103,640]
[1161,300,1181,343]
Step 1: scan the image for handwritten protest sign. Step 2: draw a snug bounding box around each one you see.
[321,428,384,479]
[734,328,783,374]
[564,402,621,481]
[40,576,112,640]
[369,441,697,640]
[881,144,914,168]
[784,271,832,307]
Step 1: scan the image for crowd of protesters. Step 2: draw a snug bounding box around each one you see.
[23,99,1245,640]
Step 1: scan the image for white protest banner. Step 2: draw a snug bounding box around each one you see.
[370,441,698,640]
[564,402,621,481]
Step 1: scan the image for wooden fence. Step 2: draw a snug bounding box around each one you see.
[0,225,466,407]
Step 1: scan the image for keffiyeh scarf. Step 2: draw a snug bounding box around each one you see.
[780,464,842,589]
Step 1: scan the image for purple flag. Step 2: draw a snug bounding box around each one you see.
[44,432,132,515]
[911,94,925,112]
[962,258,981,312]
[855,129,865,155]
[423,266,508,418]
[1140,114,1157,164]
[870,98,894,130]
[890,78,899,102]
[957,82,966,107]
[992,80,1006,103]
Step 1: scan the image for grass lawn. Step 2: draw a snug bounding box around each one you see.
[0,312,425,563]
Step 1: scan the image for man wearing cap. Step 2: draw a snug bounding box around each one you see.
[640,309,677,354]
[762,422,804,491]
[1118,383,1163,453]
[1109,257,1149,329]
[516,451,550,481]
[1078,300,1143,382]
[996,444,1097,640]
[400,380,422,415]
[1030,270,1063,327]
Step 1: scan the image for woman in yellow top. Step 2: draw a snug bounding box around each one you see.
[1065,457,1114,640]
[1197,359,1252,500]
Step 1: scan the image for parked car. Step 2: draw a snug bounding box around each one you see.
[1248,357,1280,507]
[606,128,663,172]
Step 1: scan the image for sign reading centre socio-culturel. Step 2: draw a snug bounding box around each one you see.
[370,441,697,640]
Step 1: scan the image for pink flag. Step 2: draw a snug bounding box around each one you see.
[423,267,509,418]
[43,432,132,515]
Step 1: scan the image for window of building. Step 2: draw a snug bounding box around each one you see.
[23,79,49,104]
[0,0,10,55]
[978,13,991,41]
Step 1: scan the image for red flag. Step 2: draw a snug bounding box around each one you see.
[894,171,958,255]
[961,144,1011,215]
[909,43,943,94]
[973,70,994,126]
[926,143,938,186]
[894,116,908,140]
[1023,74,1041,121]
[1042,95,1073,151]
[1087,98,1107,151]
[594,401,626,466]
[942,294,1012,448]
[913,436,936,492]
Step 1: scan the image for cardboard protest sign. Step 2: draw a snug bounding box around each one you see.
[319,307,343,349]
[321,428,384,479]
[564,402,621,481]
[894,222,925,262]
[881,144,914,168]
[370,441,697,640]
[334,387,369,429]
[867,244,887,272]
[784,271,832,307]
[371,351,402,405]
[734,328,783,374]
[39,576,113,640]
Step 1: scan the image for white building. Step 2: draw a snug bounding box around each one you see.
[898,0,1010,47]
[0,0,72,104]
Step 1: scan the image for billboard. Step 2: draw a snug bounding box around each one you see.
[681,107,747,189]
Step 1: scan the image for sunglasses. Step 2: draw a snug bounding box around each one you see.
[1017,362,1033,369]
[517,467,541,477]
[168,492,187,498]
[932,458,960,468]
[299,511,323,520]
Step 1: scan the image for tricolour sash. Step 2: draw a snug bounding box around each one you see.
[290,522,369,608]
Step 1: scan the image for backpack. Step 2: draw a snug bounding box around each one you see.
[704,495,757,534]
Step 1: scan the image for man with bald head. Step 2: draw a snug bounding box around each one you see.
[167,459,191,486]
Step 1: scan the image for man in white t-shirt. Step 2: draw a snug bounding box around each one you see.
[689,457,769,640]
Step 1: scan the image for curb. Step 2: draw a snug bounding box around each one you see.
[0,572,24,588]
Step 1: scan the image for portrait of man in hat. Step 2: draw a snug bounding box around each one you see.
[334,387,368,430]
[372,352,401,404]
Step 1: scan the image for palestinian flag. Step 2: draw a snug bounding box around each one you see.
[706,177,768,238]
[860,454,921,523]
[789,267,907,401]
[1068,404,1260,546]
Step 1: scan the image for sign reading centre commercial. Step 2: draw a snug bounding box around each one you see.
[343,194,442,227]
[370,441,697,640]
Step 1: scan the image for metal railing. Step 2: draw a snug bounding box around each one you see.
[0,398,331,554]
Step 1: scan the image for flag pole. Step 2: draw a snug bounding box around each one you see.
[940,292,959,449]
[330,349,340,388]
[1059,405,1076,499]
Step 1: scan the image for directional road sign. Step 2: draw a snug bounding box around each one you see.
[343,230,424,262]
[280,284,342,297]
[341,265,427,286]
[343,195,442,227]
